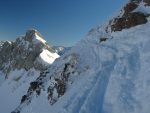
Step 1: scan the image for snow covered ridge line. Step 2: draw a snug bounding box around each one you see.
[11,53,79,113]
[0,29,61,113]
[3,0,150,113]
[88,0,150,43]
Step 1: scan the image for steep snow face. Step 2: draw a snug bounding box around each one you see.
[10,1,150,113]
[20,24,150,113]
[134,1,150,14]
[38,49,59,65]
[0,69,41,113]
[29,30,60,66]
[2,1,150,113]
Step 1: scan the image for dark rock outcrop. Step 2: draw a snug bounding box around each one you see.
[124,2,138,15]
[111,12,148,31]
[110,0,150,32]
[47,53,78,105]
[100,37,108,42]
[11,70,48,113]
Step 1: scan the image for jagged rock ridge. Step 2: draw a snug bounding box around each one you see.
[0,29,59,77]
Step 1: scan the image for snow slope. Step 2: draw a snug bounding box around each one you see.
[0,69,40,113]
[20,21,150,113]
[2,1,150,113]
[0,30,59,113]
[38,49,59,65]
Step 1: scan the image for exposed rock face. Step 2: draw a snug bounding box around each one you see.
[124,2,138,15]
[100,37,108,43]
[46,53,78,105]
[25,29,44,42]
[109,0,150,32]
[11,53,78,113]
[111,12,148,31]
[144,0,150,6]
[0,29,56,77]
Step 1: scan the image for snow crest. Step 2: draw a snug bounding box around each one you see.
[1,1,150,113]
[19,18,150,113]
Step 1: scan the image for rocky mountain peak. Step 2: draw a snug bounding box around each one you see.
[24,29,45,43]
[0,30,59,77]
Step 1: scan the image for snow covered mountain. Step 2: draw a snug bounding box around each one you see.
[0,29,59,75]
[1,0,150,113]
[0,29,59,113]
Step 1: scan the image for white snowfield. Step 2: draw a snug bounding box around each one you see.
[20,19,150,113]
[0,31,60,113]
[1,1,150,113]
[0,69,41,113]
[39,49,60,65]
[33,32,60,66]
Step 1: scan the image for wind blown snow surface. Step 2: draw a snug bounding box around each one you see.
[19,17,150,113]
[0,30,60,113]
[0,69,40,113]
[1,1,150,113]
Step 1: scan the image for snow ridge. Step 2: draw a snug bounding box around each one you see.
[18,1,150,113]
[1,1,150,113]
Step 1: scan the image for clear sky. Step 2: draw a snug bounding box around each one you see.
[0,0,127,46]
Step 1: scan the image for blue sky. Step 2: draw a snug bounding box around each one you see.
[0,0,127,46]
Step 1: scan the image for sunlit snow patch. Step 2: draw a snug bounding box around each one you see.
[32,33,47,44]
[39,49,60,65]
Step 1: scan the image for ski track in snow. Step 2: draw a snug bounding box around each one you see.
[56,37,143,113]
[52,42,117,113]
[22,31,148,113]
